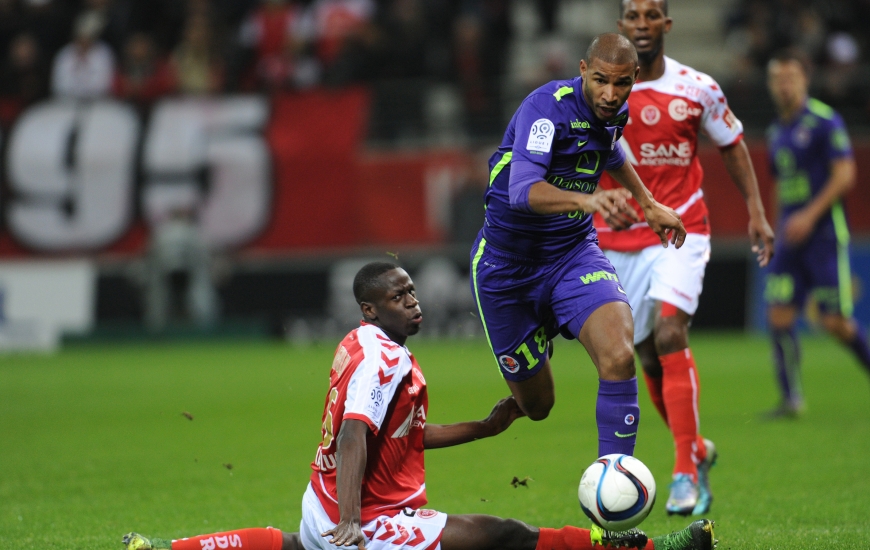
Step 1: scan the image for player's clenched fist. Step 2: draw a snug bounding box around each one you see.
[642,201,686,249]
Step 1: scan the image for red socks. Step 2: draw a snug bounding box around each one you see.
[659,348,706,481]
[642,370,668,425]
[535,527,656,550]
[171,527,282,550]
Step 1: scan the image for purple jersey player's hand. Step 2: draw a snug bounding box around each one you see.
[643,201,686,249]
[783,208,816,246]
[587,188,639,231]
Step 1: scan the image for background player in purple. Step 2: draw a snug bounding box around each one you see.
[764,49,870,417]
[470,33,686,459]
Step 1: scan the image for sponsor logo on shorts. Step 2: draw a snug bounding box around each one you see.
[579,270,619,285]
[615,431,637,438]
[499,355,521,373]
[624,414,636,425]
[418,509,439,519]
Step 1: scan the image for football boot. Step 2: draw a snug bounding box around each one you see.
[665,473,698,516]
[651,519,717,550]
[692,439,717,515]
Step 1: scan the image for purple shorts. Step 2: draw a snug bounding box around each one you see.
[470,232,630,381]
[764,234,852,315]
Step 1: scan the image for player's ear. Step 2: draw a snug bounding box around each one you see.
[579,59,587,77]
[360,302,377,322]
[663,16,672,34]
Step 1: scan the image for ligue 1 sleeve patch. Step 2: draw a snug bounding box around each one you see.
[527,118,555,153]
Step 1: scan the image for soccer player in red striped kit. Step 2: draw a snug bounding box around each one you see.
[594,0,776,516]
[122,262,715,550]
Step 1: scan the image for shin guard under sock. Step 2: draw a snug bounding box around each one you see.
[596,378,640,457]
[642,371,668,425]
[171,527,283,550]
[659,349,701,481]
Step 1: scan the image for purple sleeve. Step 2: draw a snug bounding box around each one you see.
[508,93,561,213]
[604,140,626,171]
[508,159,547,213]
[827,114,853,160]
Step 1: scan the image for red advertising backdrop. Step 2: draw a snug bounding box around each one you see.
[0,90,868,259]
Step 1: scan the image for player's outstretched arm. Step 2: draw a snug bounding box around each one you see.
[322,419,369,550]
[783,156,855,245]
[605,160,687,248]
[423,396,526,449]
[719,140,776,266]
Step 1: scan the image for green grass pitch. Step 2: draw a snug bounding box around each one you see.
[1,333,869,549]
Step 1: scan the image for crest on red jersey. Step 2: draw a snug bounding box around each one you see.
[641,105,661,125]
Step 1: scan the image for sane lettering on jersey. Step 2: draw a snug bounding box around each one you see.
[310,323,428,524]
[595,57,744,252]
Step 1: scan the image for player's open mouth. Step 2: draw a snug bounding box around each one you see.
[411,313,423,324]
[634,37,651,48]
[598,106,617,118]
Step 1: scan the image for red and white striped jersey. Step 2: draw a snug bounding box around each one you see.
[310,322,428,524]
[595,56,744,251]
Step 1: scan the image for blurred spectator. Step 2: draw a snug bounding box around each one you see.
[51,11,115,98]
[170,14,224,95]
[237,0,317,91]
[145,204,219,332]
[113,32,175,107]
[0,33,48,122]
[309,0,376,69]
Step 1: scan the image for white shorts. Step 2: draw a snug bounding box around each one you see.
[604,234,711,345]
[300,484,447,550]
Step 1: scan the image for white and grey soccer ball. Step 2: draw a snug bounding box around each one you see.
[579,454,656,531]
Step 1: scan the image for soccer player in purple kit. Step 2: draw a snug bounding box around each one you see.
[470,32,686,460]
[764,49,870,417]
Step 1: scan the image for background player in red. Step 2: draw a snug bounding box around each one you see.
[594,0,776,517]
[122,262,716,550]
[763,50,870,417]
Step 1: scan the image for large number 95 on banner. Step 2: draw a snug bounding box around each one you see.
[4,96,271,251]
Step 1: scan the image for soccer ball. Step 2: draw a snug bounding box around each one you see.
[578,454,656,531]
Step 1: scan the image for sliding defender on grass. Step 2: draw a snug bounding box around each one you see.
[123,262,716,550]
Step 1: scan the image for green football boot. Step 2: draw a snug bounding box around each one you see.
[122,532,172,550]
[590,524,649,548]
[651,519,717,550]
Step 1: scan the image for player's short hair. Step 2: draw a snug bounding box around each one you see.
[769,48,812,77]
[619,0,668,18]
[585,33,638,68]
[353,262,399,304]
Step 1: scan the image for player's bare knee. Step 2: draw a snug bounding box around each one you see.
[520,397,553,421]
[598,344,636,380]
[822,315,855,342]
[653,317,688,355]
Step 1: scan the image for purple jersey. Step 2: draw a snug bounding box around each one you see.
[483,77,628,259]
[767,98,853,242]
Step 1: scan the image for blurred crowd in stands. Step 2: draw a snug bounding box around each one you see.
[724,0,870,124]
[2,0,870,138]
[0,0,513,137]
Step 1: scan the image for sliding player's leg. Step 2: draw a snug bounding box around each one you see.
[440,513,717,550]
[122,527,294,550]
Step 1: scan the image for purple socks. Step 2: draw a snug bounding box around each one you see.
[772,327,802,407]
[847,324,870,373]
[596,377,640,457]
